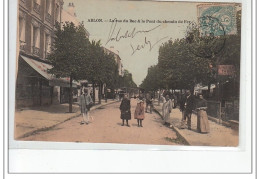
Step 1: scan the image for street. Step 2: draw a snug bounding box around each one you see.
[22,99,181,145]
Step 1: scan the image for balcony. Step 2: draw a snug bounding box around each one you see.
[45,13,52,23]
[33,2,41,14]
[32,46,40,56]
[19,41,26,51]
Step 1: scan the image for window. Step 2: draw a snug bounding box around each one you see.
[32,25,40,56]
[45,0,52,22]
[55,4,60,24]
[19,16,26,51]
[46,0,52,14]
[33,0,41,14]
[45,33,51,57]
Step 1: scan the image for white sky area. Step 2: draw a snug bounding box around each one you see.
[63,0,199,85]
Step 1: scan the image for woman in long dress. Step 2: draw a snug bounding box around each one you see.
[120,94,131,127]
[162,94,172,125]
[196,95,210,133]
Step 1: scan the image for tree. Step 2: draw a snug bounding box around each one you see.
[142,10,241,99]
[140,65,161,92]
[47,22,90,112]
[80,41,121,103]
[120,70,137,88]
[157,39,211,92]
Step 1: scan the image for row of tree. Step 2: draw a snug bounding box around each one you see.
[140,20,241,96]
[47,22,136,112]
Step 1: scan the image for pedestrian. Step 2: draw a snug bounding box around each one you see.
[162,94,172,125]
[119,94,131,127]
[172,92,177,108]
[79,88,93,125]
[180,90,195,130]
[179,92,186,123]
[134,99,145,127]
[145,92,152,113]
[196,94,210,133]
[139,93,144,101]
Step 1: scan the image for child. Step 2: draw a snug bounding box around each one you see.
[134,100,145,127]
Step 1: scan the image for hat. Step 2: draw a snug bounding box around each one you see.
[138,99,144,103]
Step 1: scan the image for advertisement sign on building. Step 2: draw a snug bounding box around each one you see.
[218,65,235,76]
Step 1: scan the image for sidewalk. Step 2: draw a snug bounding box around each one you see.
[15,99,119,139]
[153,101,239,146]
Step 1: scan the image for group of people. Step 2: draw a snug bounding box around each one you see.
[78,88,210,133]
[161,90,210,133]
[119,94,147,127]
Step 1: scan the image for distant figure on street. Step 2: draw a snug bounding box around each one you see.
[138,93,144,101]
[160,94,166,103]
[79,88,93,125]
[120,94,131,127]
[196,94,210,133]
[134,99,145,127]
[145,92,153,113]
[162,94,172,125]
[180,90,195,130]
[172,93,177,108]
[179,92,186,122]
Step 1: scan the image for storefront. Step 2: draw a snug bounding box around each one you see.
[16,55,78,107]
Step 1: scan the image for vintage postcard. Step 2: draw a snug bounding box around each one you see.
[14,0,241,147]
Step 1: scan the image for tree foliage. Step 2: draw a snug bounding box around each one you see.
[47,22,124,107]
[120,70,137,88]
[141,25,241,93]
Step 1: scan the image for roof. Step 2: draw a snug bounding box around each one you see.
[102,47,121,60]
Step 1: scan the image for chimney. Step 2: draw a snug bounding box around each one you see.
[67,2,76,17]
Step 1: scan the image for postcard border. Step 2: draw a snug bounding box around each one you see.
[4,0,257,176]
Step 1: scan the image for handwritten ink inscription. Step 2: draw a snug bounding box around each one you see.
[106,18,169,55]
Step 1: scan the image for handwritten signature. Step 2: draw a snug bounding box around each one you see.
[105,18,161,45]
[105,18,169,55]
[130,36,168,55]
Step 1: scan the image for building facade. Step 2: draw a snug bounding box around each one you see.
[16,0,82,107]
[103,46,123,77]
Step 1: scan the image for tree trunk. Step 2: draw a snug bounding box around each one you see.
[191,86,195,95]
[92,82,95,104]
[104,85,108,103]
[158,89,161,105]
[98,83,102,104]
[69,75,73,113]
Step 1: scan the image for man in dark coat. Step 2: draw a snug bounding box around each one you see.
[120,94,131,127]
[180,90,195,130]
[145,92,153,113]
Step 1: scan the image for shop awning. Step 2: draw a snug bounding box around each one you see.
[20,55,78,88]
[21,55,53,80]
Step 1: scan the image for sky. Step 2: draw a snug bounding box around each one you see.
[62,0,200,85]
